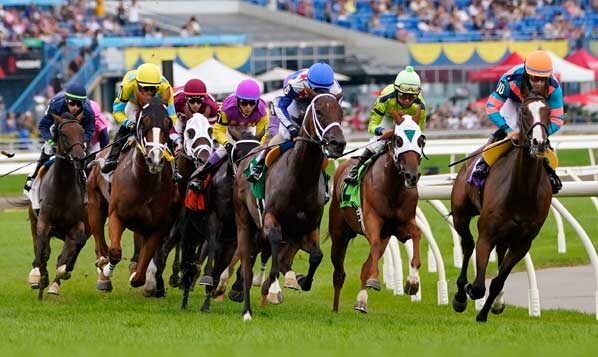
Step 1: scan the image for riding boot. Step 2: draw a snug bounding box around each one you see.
[471,133,499,180]
[188,162,214,192]
[247,149,267,183]
[344,149,374,185]
[101,126,129,174]
[24,151,52,193]
[545,162,562,194]
[167,138,183,183]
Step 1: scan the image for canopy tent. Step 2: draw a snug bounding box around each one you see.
[564,88,598,106]
[546,51,596,83]
[255,66,351,82]
[173,58,263,95]
[467,53,524,82]
[566,49,598,79]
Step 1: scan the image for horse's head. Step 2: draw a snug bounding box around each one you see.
[137,97,172,174]
[519,91,550,159]
[300,92,346,158]
[232,131,261,163]
[54,112,86,170]
[390,109,425,189]
[183,113,213,167]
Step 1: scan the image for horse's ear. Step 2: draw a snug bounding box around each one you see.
[61,112,76,121]
[207,127,213,138]
[305,85,317,99]
[390,110,405,124]
[335,91,343,102]
[51,113,62,124]
[413,106,422,124]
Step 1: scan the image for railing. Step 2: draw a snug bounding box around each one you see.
[64,48,103,90]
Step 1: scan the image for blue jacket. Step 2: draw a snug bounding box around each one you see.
[39,92,95,142]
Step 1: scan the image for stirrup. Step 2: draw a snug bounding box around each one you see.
[344,171,358,185]
[101,160,117,174]
[172,171,183,183]
[247,166,263,183]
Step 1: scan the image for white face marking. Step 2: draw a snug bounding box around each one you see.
[150,127,162,165]
[527,100,546,143]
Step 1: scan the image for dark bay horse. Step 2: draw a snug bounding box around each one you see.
[26,113,88,299]
[233,92,346,320]
[450,92,552,322]
[179,133,261,312]
[329,112,425,313]
[98,98,179,290]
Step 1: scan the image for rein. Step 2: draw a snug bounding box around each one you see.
[300,93,342,149]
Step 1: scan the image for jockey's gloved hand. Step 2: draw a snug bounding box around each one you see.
[288,123,300,137]
[47,139,56,147]
[123,119,136,131]
[225,142,233,155]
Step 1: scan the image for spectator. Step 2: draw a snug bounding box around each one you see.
[5,112,17,134]
[461,108,480,129]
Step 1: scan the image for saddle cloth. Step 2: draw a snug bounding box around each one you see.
[482,138,558,170]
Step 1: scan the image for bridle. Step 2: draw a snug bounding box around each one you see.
[54,119,85,164]
[135,105,174,162]
[296,93,342,155]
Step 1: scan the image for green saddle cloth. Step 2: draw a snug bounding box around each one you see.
[340,154,379,209]
[243,157,268,200]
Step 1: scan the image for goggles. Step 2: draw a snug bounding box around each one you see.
[395,83,421,95]
[138,85,158,94]
[66,99,83,108]
[239,99,257,107]
[187,96,204,104]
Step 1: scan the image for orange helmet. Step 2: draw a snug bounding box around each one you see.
[524,50,553,77]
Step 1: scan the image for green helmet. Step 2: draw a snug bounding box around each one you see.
[394,66,421,95]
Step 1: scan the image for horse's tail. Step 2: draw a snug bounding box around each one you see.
[9,198,31,208]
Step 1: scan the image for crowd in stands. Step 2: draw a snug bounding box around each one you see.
[264,0,597,44]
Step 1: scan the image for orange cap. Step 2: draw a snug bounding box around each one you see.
[524,50,553,77]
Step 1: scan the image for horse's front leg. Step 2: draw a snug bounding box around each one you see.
[296,229,323,292]
[403,220,422,295]
[103,212,125,279]
[131,232,161,289]
[30,217,52,297]
[261,212,283,306]
[466,233,495,301]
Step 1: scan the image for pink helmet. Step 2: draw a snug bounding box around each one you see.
[235,79,261,100]
[184,79,207,96]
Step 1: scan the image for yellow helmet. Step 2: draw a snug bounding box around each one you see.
[524,50,553,78]
[135,63,162,86]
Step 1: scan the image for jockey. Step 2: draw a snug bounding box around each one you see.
[471,50,564,193]
[24,83,95,192]
[188,79,268,190]
[89,99,109,152]
[173,78,219,133]
[344,66,427,185]
[102,62,182,182]
[248,61,343,182]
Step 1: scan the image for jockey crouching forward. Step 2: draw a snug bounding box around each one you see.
[24,83,95,193]
[248,61,343,182]
[173,78,219,132]
[345,66,427,185]
[471,50,563,193]
[102,63,182,182]
[188,79,268,190]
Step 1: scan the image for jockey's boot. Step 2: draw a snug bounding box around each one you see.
[101,126,129,174]
[344,149,374,185]
[167,139,183,183]
[471,159,490,180]
[24,151,52,193]
[188,162,214,192]
[247,149,267,183]
[545,162,562,194]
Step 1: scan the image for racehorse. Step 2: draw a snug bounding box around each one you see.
[329,111,425,313]
[179,132,261,312]
[98,98,179,290]
[450,92,553,322]
[233,92,346,320]
[25,113,88,299]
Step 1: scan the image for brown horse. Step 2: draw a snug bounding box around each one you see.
[25,113,88,299]
[233,92,346,320]
[329,112,425,313]
[97,98,178,290]
[450,92,552,322]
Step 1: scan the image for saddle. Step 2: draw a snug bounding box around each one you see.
[265,140,329,171]
[340,149,386,209]
[482,138,558,170]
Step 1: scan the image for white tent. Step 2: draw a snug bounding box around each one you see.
[174,58,263,95]
[173,63,196,87]
[261,88,283,103]
[547,51,595,83]
[255,66,351,82]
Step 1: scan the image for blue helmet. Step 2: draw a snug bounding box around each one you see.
[64,83,87,101]
[307,62,334,90]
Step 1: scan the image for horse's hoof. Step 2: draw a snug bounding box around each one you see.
[28,268,41,287]
[466,283,485,300]
[452,295,468,313]
[153,289,166,298]
[214,293,225,302]
[283,271,300,290]
[267,291,283,305]
[56,265,71,280]
[243,311,252,321]
[47,282,60,295]
[168,274,180,288]
[252,274,265,287]
[491,302,506,315]
[128,261,138,275]
[404,280,419,296]
[96,279,113,292]
[228,289,244,303]
[353,302,368,314]
[365,279,380,291]
[296,274,313,291]
[199,276,213,286]
[476,313,488,323]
